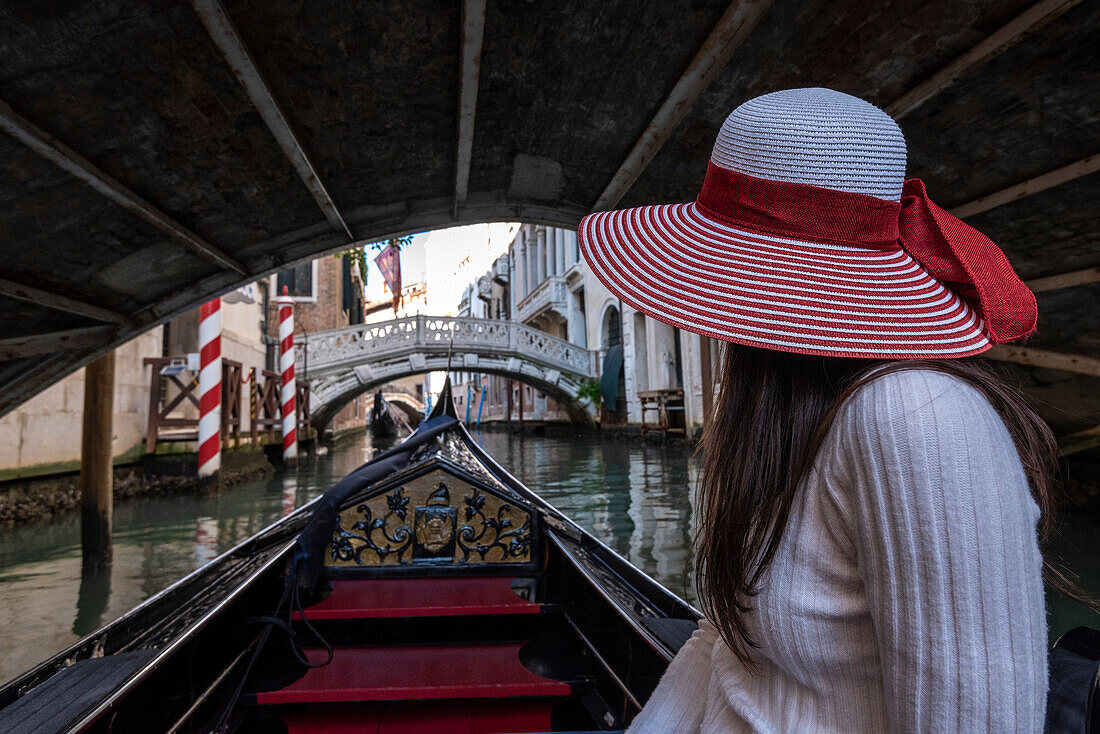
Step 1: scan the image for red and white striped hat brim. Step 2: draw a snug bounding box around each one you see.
[575,88,1037,359]
[579,201,991,359]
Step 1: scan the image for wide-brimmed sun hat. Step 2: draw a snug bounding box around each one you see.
[578,87,1036,359]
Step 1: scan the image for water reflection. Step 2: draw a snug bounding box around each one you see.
[0,436,374,685]
[73,565,110,637]
[470,431,696,601]
[281,472,298,518]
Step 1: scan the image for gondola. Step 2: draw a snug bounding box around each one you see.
[368,390,401,439]
[0,380,701,733]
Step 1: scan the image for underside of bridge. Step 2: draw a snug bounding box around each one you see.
[1,1,1098,457]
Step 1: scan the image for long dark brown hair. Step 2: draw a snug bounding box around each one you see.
[694,344,1093,667]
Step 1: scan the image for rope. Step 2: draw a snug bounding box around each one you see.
[210,556,332,732]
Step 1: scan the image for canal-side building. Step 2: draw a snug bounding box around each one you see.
[508,221,715,434]
[423,223,518,422]
[452,252,514,424]
[0,327,165,478]
[583,268,714,434]
[447,222,717,436]
[452,224,589,426]
[508,224,588,424]
[268,254,372,436]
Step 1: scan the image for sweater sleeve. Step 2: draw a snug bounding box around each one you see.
[625,619,718,733]
[836,370,1048,732]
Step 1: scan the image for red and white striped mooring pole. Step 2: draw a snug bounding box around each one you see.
[197,297,222,479]
[277,286,298,466]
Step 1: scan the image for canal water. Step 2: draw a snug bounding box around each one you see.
[1,431,1097,686]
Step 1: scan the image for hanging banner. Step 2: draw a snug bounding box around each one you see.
[374,244,402,314]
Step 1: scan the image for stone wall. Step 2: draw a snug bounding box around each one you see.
[0,285,275,478]
[0,328,163,478]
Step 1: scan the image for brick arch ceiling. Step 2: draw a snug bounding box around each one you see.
[0,0,1097,420]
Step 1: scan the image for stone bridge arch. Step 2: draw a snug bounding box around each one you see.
[300,315,598,430]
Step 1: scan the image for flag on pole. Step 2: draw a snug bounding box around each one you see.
[374,244,402,314]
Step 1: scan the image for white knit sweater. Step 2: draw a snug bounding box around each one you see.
[628,369,1048,733]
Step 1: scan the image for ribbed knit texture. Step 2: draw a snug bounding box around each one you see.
[628,370,1048,733]
[710,88,907,202]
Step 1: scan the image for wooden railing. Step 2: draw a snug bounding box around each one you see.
[638,388,686,436]
[144,358,310,455]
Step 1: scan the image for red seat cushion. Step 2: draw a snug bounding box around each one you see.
[278,700,557,734]
[297,577,540,620]
[257,643,570,705]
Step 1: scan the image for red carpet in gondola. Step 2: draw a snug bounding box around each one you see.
[295,577,541,620]
[277,700,557,734]
[256,643,570,705]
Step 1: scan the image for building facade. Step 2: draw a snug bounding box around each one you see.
[268,254,371,435]
[581,259,715,433]
[450,223,718,435]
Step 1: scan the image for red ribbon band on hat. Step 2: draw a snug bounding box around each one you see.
[696,162,1036,343]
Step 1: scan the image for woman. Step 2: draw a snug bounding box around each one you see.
[579,88,1070,731]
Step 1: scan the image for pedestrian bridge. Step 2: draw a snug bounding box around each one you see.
[299,315,599,429]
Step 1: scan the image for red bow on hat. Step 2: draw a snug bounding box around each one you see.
[696,163,1037,343]
[898,179,1036,343]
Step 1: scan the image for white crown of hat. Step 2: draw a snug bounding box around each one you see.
[710,87,907,203]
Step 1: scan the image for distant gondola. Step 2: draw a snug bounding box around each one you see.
[0,380,1095,733]
[369,390,407,439]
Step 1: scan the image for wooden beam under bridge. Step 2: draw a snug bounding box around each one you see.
[1025,266,1100,293]
[950,153,1100,219]
[452,0,487,216]
[592,0,774,211]
[191,0,354,241]
[0,278,135,326]
[0,99,247,275]
[1059,424,1100,457]
[986,345,1100,378]
[886,0,1087,119]
[0,325,115,360]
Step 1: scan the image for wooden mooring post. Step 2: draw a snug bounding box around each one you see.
[518,382,525,432]
[80,350,115,571]
[506,378,513,431]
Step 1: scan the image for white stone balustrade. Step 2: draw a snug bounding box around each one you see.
[297,315,599,427]
[299,315,597,381]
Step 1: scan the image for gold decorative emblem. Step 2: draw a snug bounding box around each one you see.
[413,484,456,557]
[328,469,533,567]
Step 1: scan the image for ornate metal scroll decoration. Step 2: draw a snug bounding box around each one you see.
[330,480,531,566]
[458,487,531,561]
[330,487,413,564]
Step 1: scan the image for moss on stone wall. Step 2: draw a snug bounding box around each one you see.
[0,449,274,527]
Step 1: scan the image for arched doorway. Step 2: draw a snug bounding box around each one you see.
[599,305,627,425]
